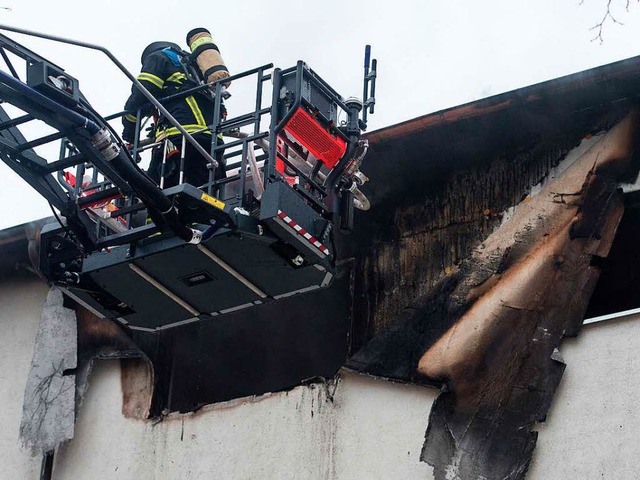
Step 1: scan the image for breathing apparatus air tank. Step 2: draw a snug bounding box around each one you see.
[186,28,230,87]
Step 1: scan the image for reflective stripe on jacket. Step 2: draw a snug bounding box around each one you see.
[122,50,214,140]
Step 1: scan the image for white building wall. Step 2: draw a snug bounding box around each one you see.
[3,275,640,479]
[529,314,640,479]
[0,274,50,480]
[51,363,434,480]
[0,276,435,480]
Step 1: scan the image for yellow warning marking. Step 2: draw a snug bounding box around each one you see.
[200,192,225,210]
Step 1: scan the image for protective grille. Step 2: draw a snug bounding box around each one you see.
[284,107,346,168]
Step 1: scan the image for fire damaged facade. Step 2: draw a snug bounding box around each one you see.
[2,53,640,479]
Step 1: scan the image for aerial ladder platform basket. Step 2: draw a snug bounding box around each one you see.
[0,26,377,331]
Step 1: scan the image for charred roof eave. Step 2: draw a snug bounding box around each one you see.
[352,54,640,225]
[365,53,640,145]
[0,217,52,280]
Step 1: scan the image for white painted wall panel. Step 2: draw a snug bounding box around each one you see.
[6,276,640,480]
[53,363,436,480]
[0,277,436,480]
[0,275,50,479]
[529,314,640,480]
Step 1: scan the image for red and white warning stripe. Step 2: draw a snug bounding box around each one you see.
[277,210,329,256]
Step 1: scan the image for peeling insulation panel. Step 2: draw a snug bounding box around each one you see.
[417,114,638,479]
[19,288,76,453]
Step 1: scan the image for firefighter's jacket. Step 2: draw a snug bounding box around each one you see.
[122,49,216,142]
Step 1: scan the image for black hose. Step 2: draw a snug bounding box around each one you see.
[0,70,101,135]
[324,134,360,192]
[75,94,195,241]
[78,97,162,189]
[110,148,195,242]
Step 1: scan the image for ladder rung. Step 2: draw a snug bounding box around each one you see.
[220,108,270,132]
[0,113,33,131]
[77,186,121,209]
[110,202,145,219]
[42,153,86,173]
[218,132,269,151]
[17,130,66,151]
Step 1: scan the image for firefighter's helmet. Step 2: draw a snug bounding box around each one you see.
[141,41,181,65]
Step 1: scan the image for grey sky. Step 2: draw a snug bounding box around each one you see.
[0,0,638,228]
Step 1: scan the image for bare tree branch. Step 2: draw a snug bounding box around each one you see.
[592,0,622,43]
[585,0,639,43]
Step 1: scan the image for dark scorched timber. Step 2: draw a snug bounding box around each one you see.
[346,55,640,479]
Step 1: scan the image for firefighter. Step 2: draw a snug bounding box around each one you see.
[121,40,225,189]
